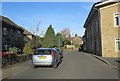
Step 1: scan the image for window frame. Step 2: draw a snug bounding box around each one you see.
[115,38,120,51]
[114,12,120,27]
[3,27,8,35]
[17,30,21,37]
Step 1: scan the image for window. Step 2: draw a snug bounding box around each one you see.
[3,44,9,51]
[3,27,7,35]
[115,38,120,51]
[114,12,120,27]
[96,20,99,32]
[17,31,20,37]
[53,50,57,55]
[34,49,51,55]
[11,29,13,32]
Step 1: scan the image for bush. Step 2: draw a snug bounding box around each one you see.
[23,43,33,54]
[9,47,21,54]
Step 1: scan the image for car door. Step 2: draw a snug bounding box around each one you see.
[53,49,60,64]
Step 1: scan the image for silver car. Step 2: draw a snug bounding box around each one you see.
[32,48,61,68]
[54,48,63,59]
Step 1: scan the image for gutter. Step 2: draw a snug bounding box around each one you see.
[95,0,119,7]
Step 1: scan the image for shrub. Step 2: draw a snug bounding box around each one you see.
[9,47,21,54]
[23,43,33,54]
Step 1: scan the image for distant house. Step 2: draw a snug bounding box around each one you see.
[64,37,74,45]
[72,35,83,49]
[0,16,24,51]
[64,35,83,50]
[22,27,36,45]
[83,1,120,57]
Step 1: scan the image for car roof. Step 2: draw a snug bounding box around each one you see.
[36,48,54,50]
[54,48,60,49]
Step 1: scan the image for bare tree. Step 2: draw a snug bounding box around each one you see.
[60,27,71,38]
[30,22,41,48]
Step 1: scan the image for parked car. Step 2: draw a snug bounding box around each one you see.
[54,48,63,59]
[32,48,61,68]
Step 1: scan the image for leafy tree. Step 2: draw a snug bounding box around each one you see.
[38,37,44,48]
[42,25,56,47]
[56,33,64,48]
[64,39,71,45]
[13,39,25,50]
[23,43,33,54]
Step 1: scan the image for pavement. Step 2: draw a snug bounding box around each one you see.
[2,60,32,80]
[89,53,120,70]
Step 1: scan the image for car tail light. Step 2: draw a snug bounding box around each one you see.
[58,52,60,56]
[50,50,54,57]
[57,52,60,56]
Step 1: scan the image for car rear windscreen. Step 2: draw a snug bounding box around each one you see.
[34,49,51,55]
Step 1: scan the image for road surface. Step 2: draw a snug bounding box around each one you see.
[3,51,118,79]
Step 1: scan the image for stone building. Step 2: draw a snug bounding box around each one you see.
[64,35,83,50]
[83,1,120,57]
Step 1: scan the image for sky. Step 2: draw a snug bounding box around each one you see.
[2,2,94,37]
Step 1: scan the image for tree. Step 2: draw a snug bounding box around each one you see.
[64,39,71,45]
[23,43,33,54]
[60,28,71,38]
[56,33,64,48]
[13,39,25,50]
[75,34,77,37]
[42,25,56,48]
[38,37,44,48]
[29,22,42,49]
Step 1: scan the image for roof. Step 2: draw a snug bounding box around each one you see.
[20,26,34,35]
[73,36,83,42]
[65,36,82,41]
[83,2,101,28]
[0,15,18,27]
[64,37,74,41]
[83,1,119,28]
[95,0,119,7]
[0,15,23,31]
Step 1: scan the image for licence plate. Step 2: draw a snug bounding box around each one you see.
[38,56,46,59]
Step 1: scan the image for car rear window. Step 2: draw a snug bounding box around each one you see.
[34,49,51,55]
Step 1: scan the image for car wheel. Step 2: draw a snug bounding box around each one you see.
[33,65,37,69]
[59,59,62,64]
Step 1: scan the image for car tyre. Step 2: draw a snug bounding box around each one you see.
[33,65,37,69]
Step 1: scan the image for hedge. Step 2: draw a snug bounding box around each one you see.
[1,52,32,68]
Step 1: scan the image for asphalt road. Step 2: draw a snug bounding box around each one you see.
[7,51,118,79]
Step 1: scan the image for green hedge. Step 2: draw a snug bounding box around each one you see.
[2,53,32,67]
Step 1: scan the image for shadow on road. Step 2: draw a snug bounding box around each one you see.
[33,59,63,69]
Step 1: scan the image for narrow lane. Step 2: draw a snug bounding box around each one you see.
[9,51,118,79]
